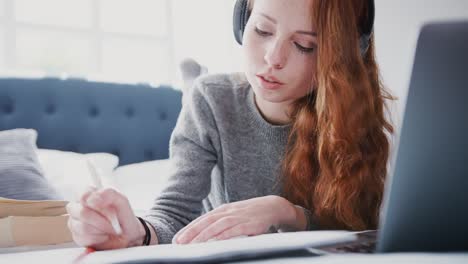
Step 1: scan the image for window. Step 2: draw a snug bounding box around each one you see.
[0,0,243,86]
[0,0,173,85]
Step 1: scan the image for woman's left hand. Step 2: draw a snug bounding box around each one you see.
[172,195,296,244]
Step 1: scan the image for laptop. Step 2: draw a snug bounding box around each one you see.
[310,20,468,254]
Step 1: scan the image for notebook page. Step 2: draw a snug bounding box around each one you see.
[82,231,356,264]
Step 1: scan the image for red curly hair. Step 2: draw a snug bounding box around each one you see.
[248,0,394,230]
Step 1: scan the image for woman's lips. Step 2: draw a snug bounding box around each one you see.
[256,75,284,90]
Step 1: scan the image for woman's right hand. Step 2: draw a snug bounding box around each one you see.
[66,187,145,250]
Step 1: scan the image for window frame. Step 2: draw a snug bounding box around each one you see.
[0,0,175,85]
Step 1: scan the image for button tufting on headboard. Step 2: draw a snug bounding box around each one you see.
[45,104,56,114]
[3,104,13,114]
[89,107,99,117]
[159,112,167,121]
[144,149,154,160]
[125,108,135,118]
[0,78,182,165]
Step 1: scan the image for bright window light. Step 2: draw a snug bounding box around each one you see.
[101,37,170,84]
[100,0,168,36]
[15,28,94,76]
[14,0,93,29]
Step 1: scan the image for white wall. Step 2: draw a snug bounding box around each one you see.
[374,0,468,131]
[171,0,242,87]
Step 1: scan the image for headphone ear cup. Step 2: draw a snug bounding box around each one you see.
[359,33,372,56]
[359,0,375,56]
[233,0,250,45]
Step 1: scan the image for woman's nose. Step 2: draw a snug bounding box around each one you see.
[264,40,287,69]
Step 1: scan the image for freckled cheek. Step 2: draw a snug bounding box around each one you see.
[244,41,265,65]
[242,42,266,76]
[300,57,317,83]
[292,61,317,96]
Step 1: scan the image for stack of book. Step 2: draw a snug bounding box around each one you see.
[0,197,73,247]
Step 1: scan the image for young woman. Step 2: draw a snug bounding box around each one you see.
[66,0,393,250]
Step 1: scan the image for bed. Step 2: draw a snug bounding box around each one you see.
[1,77,467,263]
[0,77,183,252]
[0,77,182,165]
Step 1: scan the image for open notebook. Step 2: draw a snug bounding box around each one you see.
[80,231,357,264]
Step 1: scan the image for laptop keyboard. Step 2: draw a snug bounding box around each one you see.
[311,230,378,254]
[330,240,377,253]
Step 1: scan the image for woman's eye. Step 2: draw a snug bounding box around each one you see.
[255,27,271,37]
[294,43,315,54]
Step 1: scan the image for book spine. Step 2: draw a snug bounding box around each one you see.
[9,215,73,247]
[0,217,15,247]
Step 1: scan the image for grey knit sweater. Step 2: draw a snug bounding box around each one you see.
[144,73,297,244]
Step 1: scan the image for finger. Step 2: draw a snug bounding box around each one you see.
[68,218,110,247]
[66,202,117,235]
[85,191,122,235]
[173,214,208,243]
[69,217,107,236]
[215,222,262,241]
[79,186,98,204]
[73,233,110,248]
[191,216,246,244]
[85,188,135,233]
[173,204,233,243]
[177,204,231,236]
[173,215,204,243]
[175,212,228,244]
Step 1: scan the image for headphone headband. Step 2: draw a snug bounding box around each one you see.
[233,0,251,45]
[233,0,375,56]
[359,0,375,55]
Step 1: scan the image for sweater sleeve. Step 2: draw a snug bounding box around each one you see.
[143,80,219,244]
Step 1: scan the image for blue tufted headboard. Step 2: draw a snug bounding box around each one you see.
[0,78,182,165]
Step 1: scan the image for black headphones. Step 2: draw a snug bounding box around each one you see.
[233,0,375,56]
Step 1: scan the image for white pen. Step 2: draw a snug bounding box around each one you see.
[86,159,123,235]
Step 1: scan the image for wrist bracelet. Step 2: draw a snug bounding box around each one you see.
[294,205,311,231]
[137,216,151,246]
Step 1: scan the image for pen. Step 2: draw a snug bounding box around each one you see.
[73,246,95,264]
[86,159,123,235]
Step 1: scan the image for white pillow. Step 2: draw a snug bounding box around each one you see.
[112,159,173,214]
[36,149,119,201]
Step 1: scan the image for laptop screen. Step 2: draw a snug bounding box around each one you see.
[377,21,468,253]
